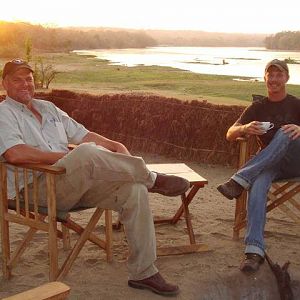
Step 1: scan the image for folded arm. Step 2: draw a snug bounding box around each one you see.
[3,144,67,165]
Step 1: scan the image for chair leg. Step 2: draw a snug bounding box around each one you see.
[57,208,104,280]
[105,209,113,262]
[9,227,37,269]
[62,223,71,251]
[60,212,71,251]
[233,191,247,240]
[1,164,11,279]
[63,218,107,249]
[46,173,59,281]
[1,213,11,279]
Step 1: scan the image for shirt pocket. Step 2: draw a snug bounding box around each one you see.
[44,117,68,144]
[22,126,42,147]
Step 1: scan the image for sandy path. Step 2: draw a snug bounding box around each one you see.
[1,153,299,299]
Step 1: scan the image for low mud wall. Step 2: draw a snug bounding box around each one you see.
[1,90,247,166]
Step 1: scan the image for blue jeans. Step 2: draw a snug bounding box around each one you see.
[232,129,300,257]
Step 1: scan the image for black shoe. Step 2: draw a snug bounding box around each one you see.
[217,179,244,200]
[240,253,264,273]
[148,173,190,197]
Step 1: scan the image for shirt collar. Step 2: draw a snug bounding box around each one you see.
[5,96,45,113]
[5,96,28,111]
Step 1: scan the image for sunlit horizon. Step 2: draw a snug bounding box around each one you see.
[1,0,300,34]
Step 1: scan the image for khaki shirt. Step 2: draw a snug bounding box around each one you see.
[0,96,89,198]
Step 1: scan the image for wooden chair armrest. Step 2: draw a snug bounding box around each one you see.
[3,162,66,175]
[1,144,76,175]
[236,137,248,142]
[2,281,70,300]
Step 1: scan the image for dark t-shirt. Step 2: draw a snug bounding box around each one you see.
[237,94,300,147]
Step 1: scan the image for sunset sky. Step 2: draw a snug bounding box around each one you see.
[0,0,299,34]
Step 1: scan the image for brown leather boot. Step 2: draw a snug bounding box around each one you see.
[240,253,264,273]
[128,272,180,296]
[217,179,244,200]
[148,173,190,197]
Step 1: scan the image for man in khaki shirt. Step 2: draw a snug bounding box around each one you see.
[0,59,190,296]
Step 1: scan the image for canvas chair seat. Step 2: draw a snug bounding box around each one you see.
[7,199,96,222]
[0,161,113,281]
[276,177,300,182]
[7,199,69,221]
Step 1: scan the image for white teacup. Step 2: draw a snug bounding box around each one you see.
[260,121,274,131]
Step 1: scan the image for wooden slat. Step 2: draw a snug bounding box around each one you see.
[33,171,39,219]
[181,193,195,244]
[8,227,38,269]
[23,169,30,218]
[14,167,20,214]
[277,204,300,223]
[61,223,71,251]
[171,185,200,224]
[5,213,49,231]
[63,218,106,249]
[288,197,300,211]
[272,182,295,195]
[267,185,300,211]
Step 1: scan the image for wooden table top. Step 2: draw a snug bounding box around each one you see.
[147,163,208,184]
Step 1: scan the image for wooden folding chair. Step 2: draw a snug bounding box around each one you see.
[233,136,300,240]
[0,161,113,281]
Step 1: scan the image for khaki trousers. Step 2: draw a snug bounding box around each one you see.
[41,143,158,280]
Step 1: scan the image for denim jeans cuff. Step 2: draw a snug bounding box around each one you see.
[245,245,265,257]
[231,175,250,189]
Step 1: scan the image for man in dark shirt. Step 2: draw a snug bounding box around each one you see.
[217,59,300,273]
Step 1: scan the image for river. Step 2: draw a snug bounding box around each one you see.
[75,47,300,85]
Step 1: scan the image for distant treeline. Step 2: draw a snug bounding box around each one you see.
[1,21,300,58]
[265,31,300,50]
[0,21,157,57]
[145,30,267,47]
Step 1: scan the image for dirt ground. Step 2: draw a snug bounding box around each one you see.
[0,152,299,300]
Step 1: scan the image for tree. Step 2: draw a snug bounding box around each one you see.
[24,38,32,62]
[34,57,59,89]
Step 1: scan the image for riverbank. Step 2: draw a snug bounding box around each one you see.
[2,52,300,105]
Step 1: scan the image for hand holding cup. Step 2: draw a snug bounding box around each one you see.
[260,122,274,132]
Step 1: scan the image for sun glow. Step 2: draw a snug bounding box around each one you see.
[1,0,300,34]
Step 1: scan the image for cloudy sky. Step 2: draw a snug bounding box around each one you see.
[1,0,299,34]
